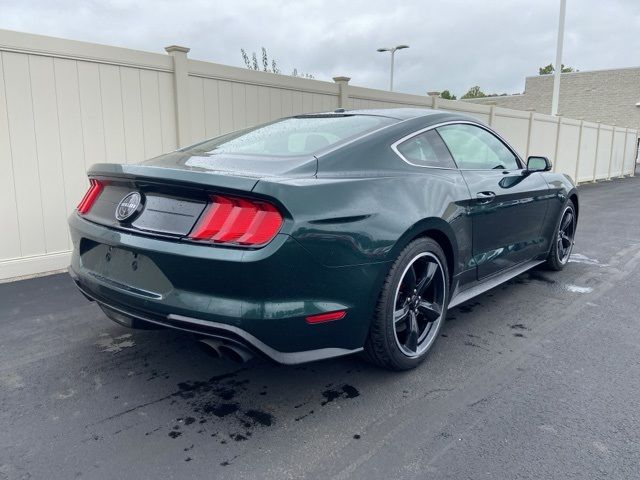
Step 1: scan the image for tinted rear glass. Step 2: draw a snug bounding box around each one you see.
[190,115,396,157]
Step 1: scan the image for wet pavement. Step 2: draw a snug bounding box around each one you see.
[1,174,640,479]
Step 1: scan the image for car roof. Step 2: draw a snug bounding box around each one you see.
[308,107,475,122]
[308,108,497,173]
[346,108,447,120]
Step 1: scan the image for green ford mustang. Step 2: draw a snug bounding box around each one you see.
[69,108,578,370]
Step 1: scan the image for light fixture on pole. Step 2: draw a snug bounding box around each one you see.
[551,0,567,116]
[377,45,409,92]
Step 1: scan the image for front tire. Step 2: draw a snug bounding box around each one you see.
[545,201,577,271]
[364,237,449,371]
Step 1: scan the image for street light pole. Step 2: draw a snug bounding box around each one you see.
[389,49,395,91]
[551,0,567,116]
[377,45,409,92]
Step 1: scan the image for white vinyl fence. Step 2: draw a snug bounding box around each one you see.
[0,29,637,281]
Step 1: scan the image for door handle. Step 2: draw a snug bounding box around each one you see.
[476,191,496,204]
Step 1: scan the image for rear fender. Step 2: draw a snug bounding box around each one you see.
[388,218,459,278]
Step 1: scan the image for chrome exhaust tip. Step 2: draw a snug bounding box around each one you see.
[218,344,254,363]
[198,338,223,358]
[198,339,254,363]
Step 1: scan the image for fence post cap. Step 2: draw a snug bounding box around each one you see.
[165,45,190,54]
[332,76,351,83]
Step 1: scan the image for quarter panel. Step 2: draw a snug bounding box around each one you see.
[254,169,473,274]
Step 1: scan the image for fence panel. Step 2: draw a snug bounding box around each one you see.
[29,54,70,254]
[576,122,599,182]
[528,114,559,162]
[158,72,178,152]
[610,127,627,178]
[438,98,491,124]
[348,85,431,110]
[623,130,638,175]
[3,51,47,259]
[594,126,614,180]
[0,52,22,262]
[54,58,91,221]
[555,119,582,177]
[491,108,530,158]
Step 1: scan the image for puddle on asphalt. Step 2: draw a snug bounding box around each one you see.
[103,368,365,466]
[569,253,608,267]
[320,384,360,405]
[564,284,594,294]
[96,333,136,353]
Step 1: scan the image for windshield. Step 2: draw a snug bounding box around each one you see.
[188,115,397,157]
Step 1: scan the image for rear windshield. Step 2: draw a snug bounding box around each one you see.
[189,115,396,157]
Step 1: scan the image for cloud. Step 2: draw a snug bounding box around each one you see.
[1,0,639,97]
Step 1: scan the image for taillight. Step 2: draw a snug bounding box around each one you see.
[76,179,103,214]
[189,194,283,246]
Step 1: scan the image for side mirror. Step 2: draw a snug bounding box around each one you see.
[526,156,552,172]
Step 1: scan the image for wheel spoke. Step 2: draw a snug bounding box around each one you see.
[416,262,438,295]
[557,238,565,257]
[561,212,573,232]
[417,300,442,322]
[405,311,419,353]
[561,233,572,247]
[394,304,410,324]
[404,265,417,293]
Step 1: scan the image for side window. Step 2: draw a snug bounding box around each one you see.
[396,129,456,168]
[437,124,520,170]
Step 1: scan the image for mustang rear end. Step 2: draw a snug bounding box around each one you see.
[68,157,385,364]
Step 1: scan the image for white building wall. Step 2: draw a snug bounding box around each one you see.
[465,67,640,131]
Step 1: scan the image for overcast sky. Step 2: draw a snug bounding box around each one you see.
[1,0,639,97]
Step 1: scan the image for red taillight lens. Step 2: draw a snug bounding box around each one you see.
[76,179,103,214]
[189,195,283,246]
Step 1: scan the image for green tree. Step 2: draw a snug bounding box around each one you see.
[439,90,457,100]
[461,85,486,99]
[241,47,313,78]
[242,47,271,72]
[538,63,576,75]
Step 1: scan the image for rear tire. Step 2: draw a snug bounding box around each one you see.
[364,237,449,371]
[545,201,577,271]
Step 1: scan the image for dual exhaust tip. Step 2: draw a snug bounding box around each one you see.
[198,338,254,363]
[99,303,254,363]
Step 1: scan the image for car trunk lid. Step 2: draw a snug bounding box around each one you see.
[82,150,314,239]
[141,147,318,179]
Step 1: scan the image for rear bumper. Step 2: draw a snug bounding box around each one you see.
[69,213,389,363]
[73,280,361,364]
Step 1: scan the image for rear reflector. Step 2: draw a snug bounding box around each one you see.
[77,179,103,214]
[189,194,283,246]
[305,310,346,324]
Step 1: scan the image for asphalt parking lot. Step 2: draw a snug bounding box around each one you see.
[2,173,640,480]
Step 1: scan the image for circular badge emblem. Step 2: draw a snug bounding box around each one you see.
[115,192,143,222]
